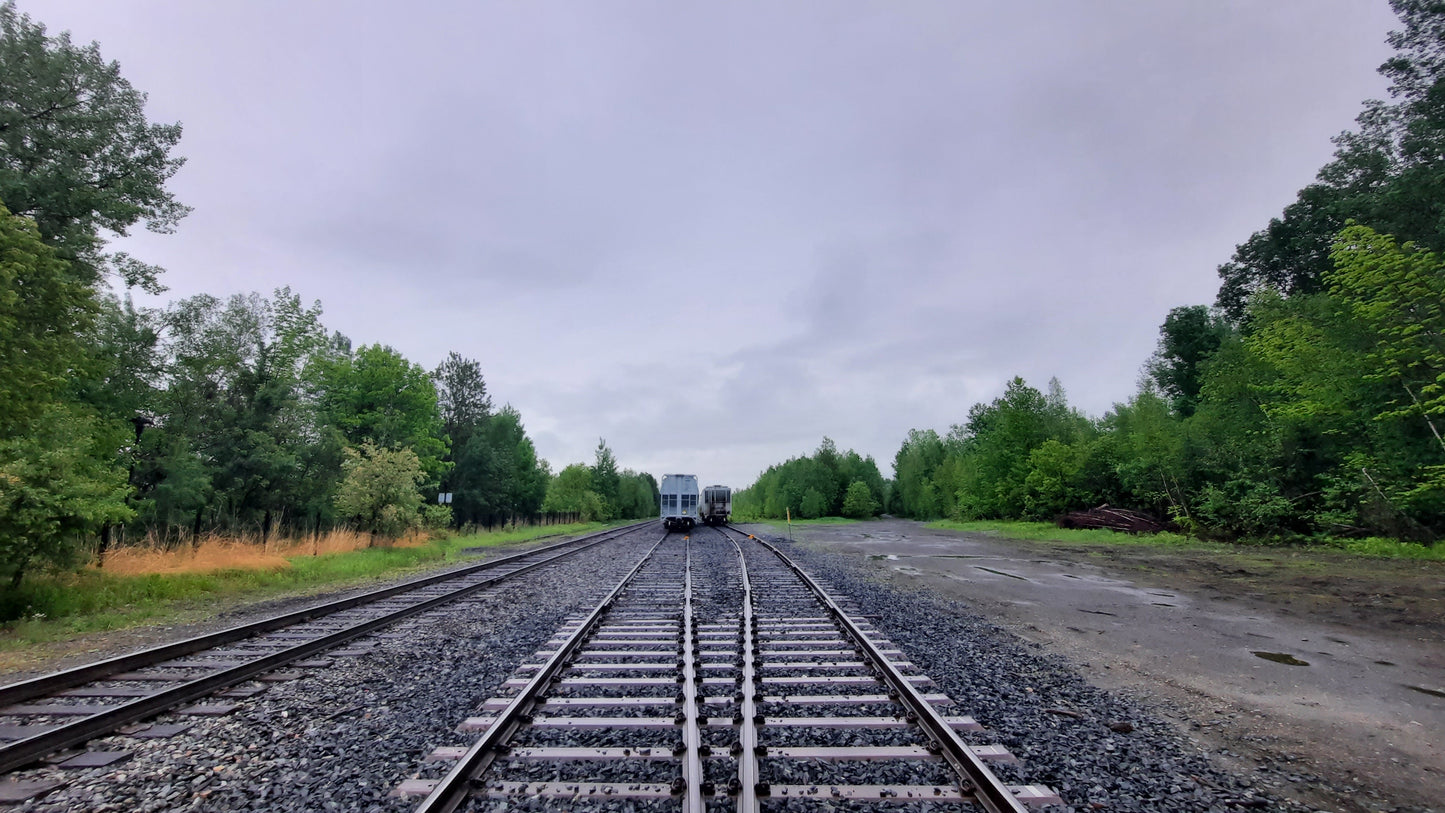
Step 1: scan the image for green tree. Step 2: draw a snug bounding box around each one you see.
[1022,439,1088,518]
[0,205,132,585]
[1099,390,1191,522]
[315,343,448,481]
[475,406,548,523]
[591,438,620,513]
[892,429,945,519]
[155,289,328,538]
[433,352,491,450]
[0,2,188,291]
[799,488,827,519]
[1147,305,1230,416]
[1215,1,1445,319]
[0,203,97,428]
[542,463,609,520]
[0,403,132,586]
[334,442,424,540]
[1328,225,1445,436]
[840,480,878,518]
[616,470,659,519]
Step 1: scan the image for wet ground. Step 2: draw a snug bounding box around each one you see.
[736,519,1444,813]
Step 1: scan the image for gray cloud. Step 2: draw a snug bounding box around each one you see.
[25,0,1400,487]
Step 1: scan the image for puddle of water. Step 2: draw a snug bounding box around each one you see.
[1080,609,1117,617]
[868,554,900,561]
[1375,660,1396,666]
[929,554,986,559]
[1326,637,1351,646]
[1252,651,1310,666]
[1151,602,1176,608]
[974,566,1029,581]
[1406,685,1445,698]
[1061,574,1081,579]
[1148,592,1175,598]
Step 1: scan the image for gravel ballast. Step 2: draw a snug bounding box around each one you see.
[7,530,662,812]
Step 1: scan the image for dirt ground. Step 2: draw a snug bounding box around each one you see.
[738,519,1443,813]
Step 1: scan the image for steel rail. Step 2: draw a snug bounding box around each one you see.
[679,539,703,812]
[0,522,649,774]
[730,527,1031,813]
[413,532,669,813]
[726,531,760,810]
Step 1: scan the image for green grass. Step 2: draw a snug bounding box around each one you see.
[733,516,865,529]
[929,519,1445,560]
[1321,535,1445,560]
[931,519,1198,547]
[0,522,613,650]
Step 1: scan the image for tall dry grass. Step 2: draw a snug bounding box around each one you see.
[100,529,431,576]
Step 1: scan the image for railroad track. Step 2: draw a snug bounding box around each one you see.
[402,525,1061,811]
[0,522,650,778]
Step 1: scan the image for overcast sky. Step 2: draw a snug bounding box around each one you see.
[24,1,1400,488]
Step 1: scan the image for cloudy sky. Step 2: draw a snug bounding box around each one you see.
[24,1,1400,488]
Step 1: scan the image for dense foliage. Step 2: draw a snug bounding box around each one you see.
[740,2,1445,544]
[0,6,655,595]
[891,227,1444,541]
[732,438,887,521]
[887,0,1445,543]
[540,440,659,522]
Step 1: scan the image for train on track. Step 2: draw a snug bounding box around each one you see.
[659,475,731,530]
[659,473,699,530]
[701,484,731,525]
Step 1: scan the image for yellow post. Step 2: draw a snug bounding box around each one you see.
[786,507,792,542]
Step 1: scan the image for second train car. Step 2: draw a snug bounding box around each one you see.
[701,484,731,525]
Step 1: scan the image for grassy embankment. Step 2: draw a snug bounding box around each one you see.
[734,517,861,530]
[0,522,613,651]
[931,519,1445,561]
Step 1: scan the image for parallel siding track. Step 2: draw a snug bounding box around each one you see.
[0,522,650,774]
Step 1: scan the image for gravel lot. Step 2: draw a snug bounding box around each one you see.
[740,528,1307,813]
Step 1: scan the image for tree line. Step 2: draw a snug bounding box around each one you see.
[732,438,887,521]
[0,4,655,591]
[890,0,1444,542]
[750,1,1445,544]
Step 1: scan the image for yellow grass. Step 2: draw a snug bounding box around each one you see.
[100,529,431,576]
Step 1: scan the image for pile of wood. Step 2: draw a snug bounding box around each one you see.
[1057,505,1168,534]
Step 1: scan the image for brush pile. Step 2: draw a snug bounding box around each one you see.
[1057,504,1170,534]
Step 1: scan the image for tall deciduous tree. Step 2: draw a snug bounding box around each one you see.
[315,344,448,482]
[0,204,94,429]
[0,205,129,584]
[1148,306,1230,417]
[0,2,188,291]
[1216,1,1445,319]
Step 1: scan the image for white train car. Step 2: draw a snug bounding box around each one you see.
[701,485,731,526]
[660,473,699,531]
